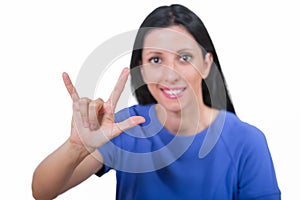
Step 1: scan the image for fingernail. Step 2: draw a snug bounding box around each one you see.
[123,68,129,74]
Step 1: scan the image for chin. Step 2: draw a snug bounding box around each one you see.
[160,101,187,113]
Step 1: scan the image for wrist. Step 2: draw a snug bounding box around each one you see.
[66,139,93,161]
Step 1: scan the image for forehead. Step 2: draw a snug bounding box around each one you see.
[143,26,200,53]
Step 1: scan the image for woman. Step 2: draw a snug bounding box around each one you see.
[32,4,281,200]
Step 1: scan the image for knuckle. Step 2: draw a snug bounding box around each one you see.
[89,101,97,109]
[97,98,104,104]
[91,98,104,108]
[79,97,91,104]
[115,122,124,133]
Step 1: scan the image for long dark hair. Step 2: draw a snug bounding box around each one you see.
[130,4,235,114]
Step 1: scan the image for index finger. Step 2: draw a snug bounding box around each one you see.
[62,72,80,101]
[107,67,130,110]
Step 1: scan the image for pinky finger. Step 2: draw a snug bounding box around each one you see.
[62,72,80,102]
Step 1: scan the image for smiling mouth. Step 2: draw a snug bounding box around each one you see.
[160,87,186,99]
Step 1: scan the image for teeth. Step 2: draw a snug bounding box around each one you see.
[164,89,183,95]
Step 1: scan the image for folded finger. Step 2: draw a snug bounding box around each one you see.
[89,98,104,130]
[79,97,91,128]
[72,101,83,128]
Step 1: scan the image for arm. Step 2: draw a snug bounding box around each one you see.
[32,140,103,200]
[32,68,145,200]
[58,148,104,195]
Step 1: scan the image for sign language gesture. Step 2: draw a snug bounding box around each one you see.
[62,68,145,153]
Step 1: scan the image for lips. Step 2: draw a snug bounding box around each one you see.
[160,87,186,99]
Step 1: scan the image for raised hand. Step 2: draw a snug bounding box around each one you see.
[62,68,145,153]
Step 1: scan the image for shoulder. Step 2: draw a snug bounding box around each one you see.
[220,111,271,161]
[222,111,266,143]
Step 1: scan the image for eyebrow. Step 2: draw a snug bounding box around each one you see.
[143,48,195,55]
[177,48,195,54]
[143,50,163,56]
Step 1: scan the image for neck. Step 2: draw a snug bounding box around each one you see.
[155,103,219,136]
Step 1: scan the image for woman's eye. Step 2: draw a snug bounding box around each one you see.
[180,54,192,62]
[149,57,161,64]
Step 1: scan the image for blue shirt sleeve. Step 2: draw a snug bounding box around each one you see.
[237,126,281,199]
[95,140,114,177]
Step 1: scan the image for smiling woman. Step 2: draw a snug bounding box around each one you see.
[140,26,217,134]
[32,4,281,200]
[142,26,212,112]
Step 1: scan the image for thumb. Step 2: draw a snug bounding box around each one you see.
[111,116,146,138]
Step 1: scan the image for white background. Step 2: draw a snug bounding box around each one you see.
[1,0,299,199]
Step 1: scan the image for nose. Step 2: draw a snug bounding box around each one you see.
[163,60,180,84]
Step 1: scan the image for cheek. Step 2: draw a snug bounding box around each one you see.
[146,83,157,93]
[146,83,160,101]
[141,67,163,84]
[183,72,202,89]
[188,57,207,78]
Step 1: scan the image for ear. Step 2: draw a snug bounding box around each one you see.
[201,52,213,79]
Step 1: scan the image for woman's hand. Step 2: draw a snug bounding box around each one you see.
[62,68,145,153]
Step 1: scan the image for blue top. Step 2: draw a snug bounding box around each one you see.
[96,104,280,200]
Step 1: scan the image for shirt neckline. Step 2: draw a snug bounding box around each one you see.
[148,104,225,139]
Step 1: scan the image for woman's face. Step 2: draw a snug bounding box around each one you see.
[141,25,213,112]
